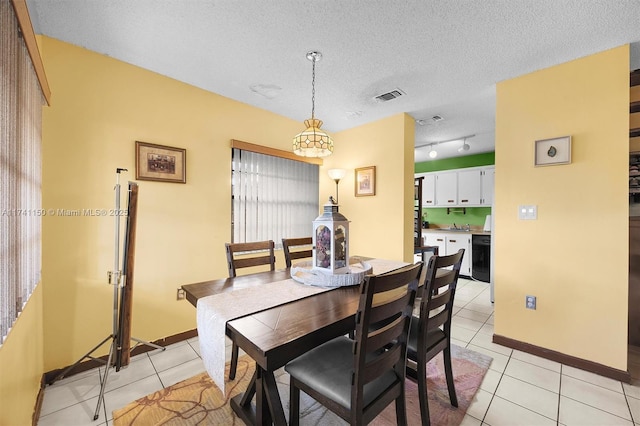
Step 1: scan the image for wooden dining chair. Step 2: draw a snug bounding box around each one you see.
[285,262,423,426]
[407,249,464,426]
[224,240,275,380]
[225,240,275,278]
[281,237,313,268]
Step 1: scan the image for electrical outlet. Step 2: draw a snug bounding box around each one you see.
[525,295,536,310]
[176,288,186,300]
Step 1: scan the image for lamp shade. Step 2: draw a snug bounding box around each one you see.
[327,168,346,181]
[293,119,334,157]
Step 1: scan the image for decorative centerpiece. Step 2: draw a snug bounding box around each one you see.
[313,196,349,274]
[290,197,371,287]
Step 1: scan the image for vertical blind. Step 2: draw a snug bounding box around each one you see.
[232,148,319,247]
[0,1,43,345]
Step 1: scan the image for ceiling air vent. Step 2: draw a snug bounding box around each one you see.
[374,89,405,102]
[431,115,443,122]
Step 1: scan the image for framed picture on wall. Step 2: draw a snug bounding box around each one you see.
[135,141,186,183]
[355,166,376,197]
[534,136,571,166]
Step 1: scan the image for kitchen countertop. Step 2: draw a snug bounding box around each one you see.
[422,228,491,236]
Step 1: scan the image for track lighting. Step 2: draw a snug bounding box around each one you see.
[458,138,470,153]
[428,144,438,158]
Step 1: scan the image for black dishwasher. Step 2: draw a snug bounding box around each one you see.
[472,235,491,282]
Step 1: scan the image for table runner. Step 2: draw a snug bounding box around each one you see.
[196,258,408,392]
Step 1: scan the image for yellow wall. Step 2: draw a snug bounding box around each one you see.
[325,113,415,263]
[35,36,413,373]
[0,284,44,426]
[38,37,306,370]
[494,45,629,369]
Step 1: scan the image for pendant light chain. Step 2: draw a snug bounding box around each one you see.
[311,57,316,120]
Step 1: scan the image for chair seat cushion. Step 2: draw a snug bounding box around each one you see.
[407,315,446,357]
[285,336,399,409]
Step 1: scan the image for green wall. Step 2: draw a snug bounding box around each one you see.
[415,152,495,173]
[422,206,491,228]
[415,152,495,228]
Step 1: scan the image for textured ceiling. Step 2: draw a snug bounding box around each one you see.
[26,0,640,162]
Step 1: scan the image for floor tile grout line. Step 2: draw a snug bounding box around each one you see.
[557,364,562,425]
[559,369,627,395]
[481,354,510,425]
[496,352,562,424]
[623,383,637,424]
[500,370,561,396]
[559,392,635,423]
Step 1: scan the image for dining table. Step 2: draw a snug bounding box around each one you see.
[181,257,409,426]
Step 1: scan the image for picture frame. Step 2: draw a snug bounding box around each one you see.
[355,166,376,197]
[135,141,186,183]
[534,136,571,166]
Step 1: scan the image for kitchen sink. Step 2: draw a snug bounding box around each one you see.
[434,228,470,232]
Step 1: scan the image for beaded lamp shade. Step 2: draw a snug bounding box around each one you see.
[293,118,333,157]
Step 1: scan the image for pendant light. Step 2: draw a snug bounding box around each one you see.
[293,51,334,157]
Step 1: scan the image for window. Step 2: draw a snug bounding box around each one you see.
[1,1,45,345]
[232,148,319,247]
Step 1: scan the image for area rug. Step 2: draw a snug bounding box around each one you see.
[113,344,492,425]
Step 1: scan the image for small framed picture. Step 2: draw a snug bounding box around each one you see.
[535,136,571,166]
[135,141,186,183]
[355,166,376,197]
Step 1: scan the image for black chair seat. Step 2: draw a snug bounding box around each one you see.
[285,336,398,409]
[407,321,446,357]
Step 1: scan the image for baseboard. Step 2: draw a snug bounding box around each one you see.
[41,329,198,386]
[493,334,631,383]
[32,375,46,426]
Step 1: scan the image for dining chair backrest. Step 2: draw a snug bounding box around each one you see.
[418,249,464,338]
[350,262,422,422]
[407,248,465,425]
[281,237,313,268]
[285,261,422,425]
[225,240,275,278]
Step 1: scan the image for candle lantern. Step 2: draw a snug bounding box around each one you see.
[312,196,349,275]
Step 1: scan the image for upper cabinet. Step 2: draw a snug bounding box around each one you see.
[435,172,458,206]
[480,167,494,206]
[416,166,494,208]
[422,173,436,206]
[458,169,482,205]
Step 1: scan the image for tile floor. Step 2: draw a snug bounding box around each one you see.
[37,278,640,425]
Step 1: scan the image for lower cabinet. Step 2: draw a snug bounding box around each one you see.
[423,232,472,276]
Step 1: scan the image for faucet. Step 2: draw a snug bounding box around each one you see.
[452,223,459,230]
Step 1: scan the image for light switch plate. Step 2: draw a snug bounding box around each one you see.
[518,205,537,220]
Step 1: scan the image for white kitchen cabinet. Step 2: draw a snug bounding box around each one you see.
[421,173,436,206]
[445,234,472,276]
[415,165,494,208]
[423,232,446,255]
[435,172,457,206]
[457,169,482,206]
[422,231,472,276]
[481,167,494,206]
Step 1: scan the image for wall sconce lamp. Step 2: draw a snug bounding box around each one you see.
[327,168,347,203]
